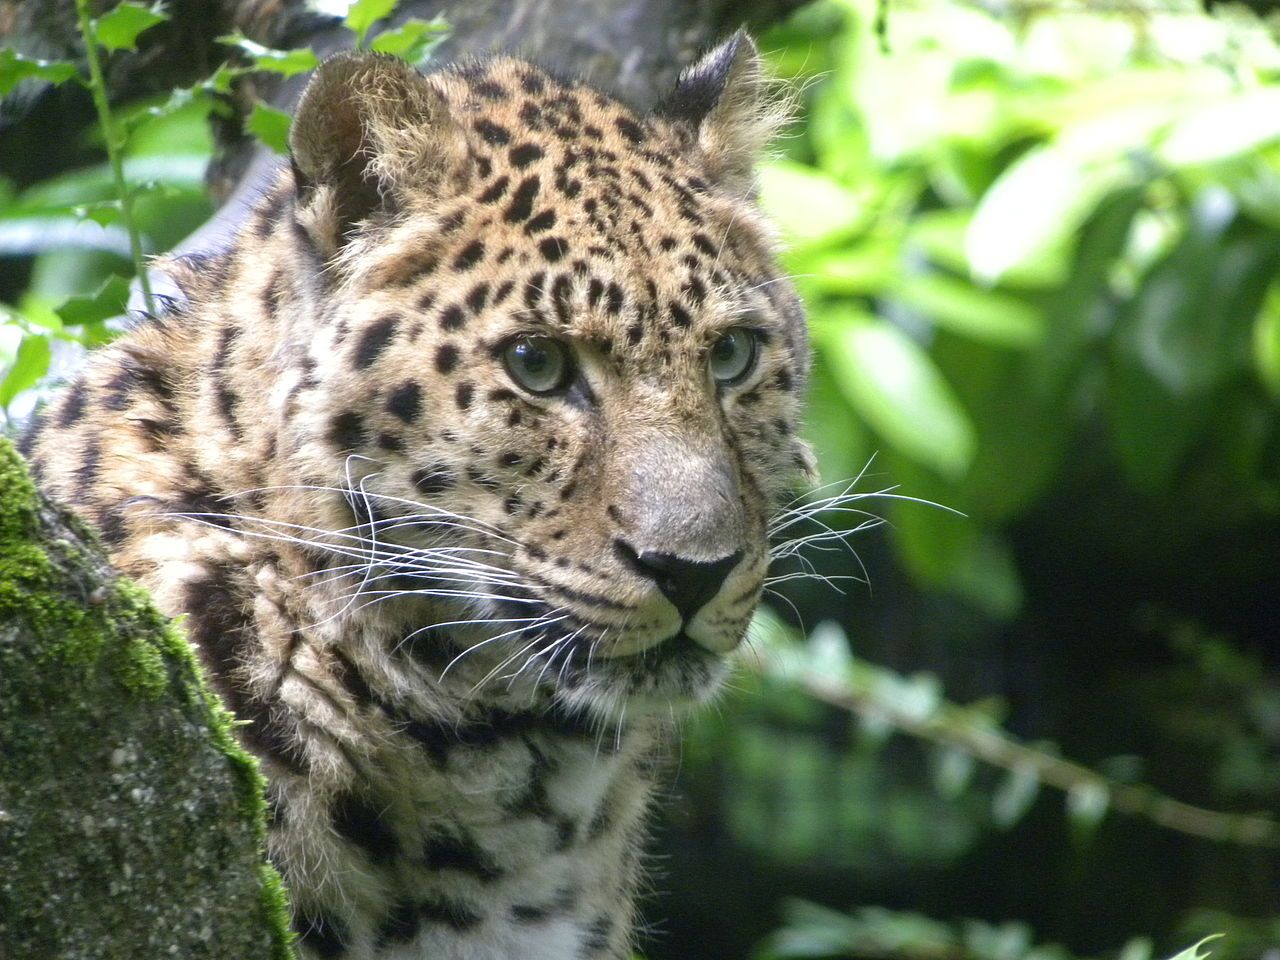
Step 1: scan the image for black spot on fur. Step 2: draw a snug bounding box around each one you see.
[466,283,490,313]
[505,176,540,223]
[440,305,466,331]
[354,314,399,369]
[455,382,474,410]
[57,381,89,427]
[296,911,350,958]
[386,381,423,423]
[422,831,503,882]
[524,209,556,234]
[670,303,692,327]
[539,237,569,263]
[419,897,482,931]
[376,902,419,946]
[473,118,511,145]
[509,143,544,168]
[331,792,397,864]
[478,175,510,204]
[523,271,547,308]
[328,412,366,451]
[412,465,456,495]
[452,240,486,271]
[473,78,507,100]
[774,367,793,391]
[614,116,645,144]
[435,343,461,374]
[378,432,405,452]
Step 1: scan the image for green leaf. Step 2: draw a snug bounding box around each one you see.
[368,17,450,64]
[1158,89,1280,167]
[967,142,1140,285]
[758,161,867,249]
[991,764,1039,828]
[217,32,320,77]
[1254,282,1280,398]
[93,2,169,52]
[1164,937,1225,960]
[54,275,132,327]
[0,49,80,95]
[891,272,1046,348]
[819,311,976,479]
[73,200,123,227]
[0,332,53,410]
[246,102,292,155]
[1065,781,1109,832]
[344,0,399,49]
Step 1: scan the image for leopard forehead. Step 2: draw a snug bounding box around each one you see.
[344,58,794,346]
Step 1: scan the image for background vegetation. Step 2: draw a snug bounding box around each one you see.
[1,1,1277,958]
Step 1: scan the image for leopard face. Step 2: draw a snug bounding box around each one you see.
[229,41,811,718]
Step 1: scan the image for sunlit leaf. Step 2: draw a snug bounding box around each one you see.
[0,333,53,410]
[891,272,1045,348]
[344,0,398,48]
[0,49,79,95]
[368,17,450,64]
[758,161,867,248]
[73,201,123,228]
[820,311,976,479]
[1158,89,1280,167]
[246,102,292,155]
[54,275,132,327]
[93,1,169,52]
[217,32,320,76]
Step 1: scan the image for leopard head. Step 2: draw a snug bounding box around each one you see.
[278,35,813,718]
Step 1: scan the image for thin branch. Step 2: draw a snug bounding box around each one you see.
[742,644,1280,849]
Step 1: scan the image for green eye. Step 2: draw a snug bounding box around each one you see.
[709,328,759,385]
[503,336,572,394]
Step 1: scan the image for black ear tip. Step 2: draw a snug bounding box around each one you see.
[656,29,758,126]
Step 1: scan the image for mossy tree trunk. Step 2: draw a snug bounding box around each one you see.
[0,3,815,955]
[0,437,292,959]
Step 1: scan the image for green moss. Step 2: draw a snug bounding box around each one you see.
[0,437,296,957]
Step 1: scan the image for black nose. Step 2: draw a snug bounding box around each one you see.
[615,540,743,621]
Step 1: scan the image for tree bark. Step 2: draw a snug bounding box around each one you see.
[0,437,293,959]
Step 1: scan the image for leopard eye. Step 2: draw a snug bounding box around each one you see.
[709,328,759,385]
[503,336,572,394]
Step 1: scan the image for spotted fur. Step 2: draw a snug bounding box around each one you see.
[26,33,812,960]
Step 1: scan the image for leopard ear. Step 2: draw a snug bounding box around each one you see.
[289,52,469,252]
[656,30,786,194]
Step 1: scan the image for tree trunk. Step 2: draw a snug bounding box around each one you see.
[0,2,814,955]
[0,437,293,959]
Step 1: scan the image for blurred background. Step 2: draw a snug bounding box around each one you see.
[2,1,1278,958]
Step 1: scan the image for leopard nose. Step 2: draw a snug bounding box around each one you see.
[615,540,743,621]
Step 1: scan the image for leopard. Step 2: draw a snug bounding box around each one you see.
[21,31,814,960]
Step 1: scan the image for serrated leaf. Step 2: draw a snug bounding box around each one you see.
[344,0,398,48]
[0,333,53,410]
[0,49,80,95]
[368,17,449,64]
[217,32,320,76]
[93,2,169,52]
[246,101,292,155]
[55,275,132,327]
[820,311,976,479]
